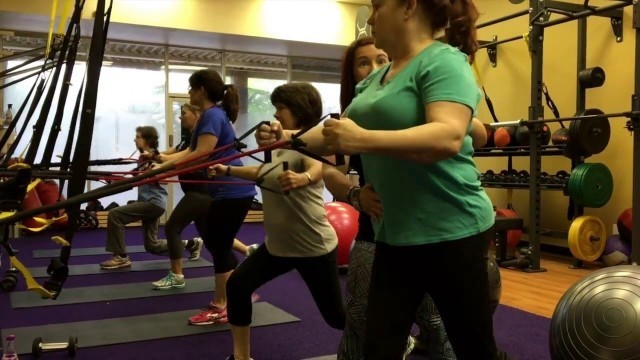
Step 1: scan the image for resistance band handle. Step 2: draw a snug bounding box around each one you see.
[329,113,346,166]
[254,121,273,163]
[282,161,290,195]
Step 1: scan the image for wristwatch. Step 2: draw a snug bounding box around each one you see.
[347,186,361,211]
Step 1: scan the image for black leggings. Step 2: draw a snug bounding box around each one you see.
[226,244,345,329]
[364,227,504,360]
[165,191,212,260]
[198,196,253,274]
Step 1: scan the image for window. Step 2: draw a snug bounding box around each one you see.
[86,61,166,208]
[291,57,342,203]
[225,52,288,203]
[3,55,166,209]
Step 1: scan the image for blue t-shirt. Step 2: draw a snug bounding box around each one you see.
[191,106,256,199]
[138,183,168,209]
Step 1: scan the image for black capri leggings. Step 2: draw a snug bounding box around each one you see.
[198,196,253,274]
[364,227,505,360]
[165,191,212,260]
[226,244,345,329]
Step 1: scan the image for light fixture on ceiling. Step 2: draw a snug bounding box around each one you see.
[161,64,208,71]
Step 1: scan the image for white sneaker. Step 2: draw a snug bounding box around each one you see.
[403,335,415,359]
[188,237,204,261]
[152,272,185,290]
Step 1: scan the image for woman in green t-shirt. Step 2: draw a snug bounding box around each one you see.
[256,1,508,359]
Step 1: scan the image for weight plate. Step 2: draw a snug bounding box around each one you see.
[571,163,614,208]
[568,215,607,262]
[568,164,584,204]
[575,163,587,204]
[569,109,611,156]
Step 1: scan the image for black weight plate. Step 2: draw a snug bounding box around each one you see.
[570,109,611,156]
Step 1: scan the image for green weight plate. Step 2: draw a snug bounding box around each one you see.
[575,164,587,203]
[576,163,614,208]
[568,164,584,201]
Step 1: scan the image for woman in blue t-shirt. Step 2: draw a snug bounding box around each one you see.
[150,103,258,293]
[156,69,256,326]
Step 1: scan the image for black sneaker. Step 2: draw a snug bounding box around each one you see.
[250,198,262,211]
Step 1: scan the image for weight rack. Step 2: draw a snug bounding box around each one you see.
[474,0,638,272]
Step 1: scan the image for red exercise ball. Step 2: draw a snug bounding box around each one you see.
[325,201,359,266]
[21,188,47,233]
[617,208,632,244]
[495,208,522,248]
[35,180,68,229]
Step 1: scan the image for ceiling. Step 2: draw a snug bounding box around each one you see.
[1,26,343,80]
[337,0,370,4]
[0,11,347,61]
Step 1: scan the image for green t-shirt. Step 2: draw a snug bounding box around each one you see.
[346,41,494,246]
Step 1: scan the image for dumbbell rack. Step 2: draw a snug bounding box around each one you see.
[475,0,638,272]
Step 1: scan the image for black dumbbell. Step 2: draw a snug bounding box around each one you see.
[510,169,521,183]
[32,336,78,359]
[479,170,496,183]
[0,268,18,292]
[555,170,570,184]
[540,172,551,184]
[518,170,530,184]
[500,170,514,183]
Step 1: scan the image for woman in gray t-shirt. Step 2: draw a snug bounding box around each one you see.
[209,83,345,360]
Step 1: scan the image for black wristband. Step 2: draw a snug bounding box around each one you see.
[226,166,231,176]
[346,186,359,205]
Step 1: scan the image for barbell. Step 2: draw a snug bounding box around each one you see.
[486,108,621,158]
[487,109,638,128]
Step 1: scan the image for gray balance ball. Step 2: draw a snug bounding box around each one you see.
[549,265,640,359]
[488,257,502,314]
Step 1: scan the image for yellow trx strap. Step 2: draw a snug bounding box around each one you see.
[45,0,59,58]
[52,235,70,246]
[0,178,40,219]
[57,0,73,35]
[10,256,54,299]
[16,213,68,233]
[0,178,67,233]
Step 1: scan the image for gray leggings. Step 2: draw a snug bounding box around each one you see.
[105,201,166,255]
[337,240,455,360]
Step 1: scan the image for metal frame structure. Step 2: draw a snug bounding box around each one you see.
[475,0,637,272]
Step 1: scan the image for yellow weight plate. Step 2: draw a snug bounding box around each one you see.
[568,216,607,262]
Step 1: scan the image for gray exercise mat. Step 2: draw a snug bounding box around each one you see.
[10,276,216,308]
[3,302,301,355]
[33,245,148,258]
[30,258,212,278]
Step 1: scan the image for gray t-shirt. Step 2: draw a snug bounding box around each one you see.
[259,149,338,257]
